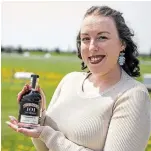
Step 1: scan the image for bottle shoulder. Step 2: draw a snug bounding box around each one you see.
[21,90,41,102]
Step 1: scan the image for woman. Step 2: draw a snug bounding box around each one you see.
[6,6,151,151]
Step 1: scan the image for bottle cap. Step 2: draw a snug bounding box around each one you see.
[31,74,39,78]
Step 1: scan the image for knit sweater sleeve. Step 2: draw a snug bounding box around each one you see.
[39,126,94,151]
[103,86,151,151]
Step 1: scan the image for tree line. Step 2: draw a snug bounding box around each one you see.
[1,45,151,57]
[1,46,77,54]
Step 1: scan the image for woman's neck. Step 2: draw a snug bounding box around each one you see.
[88,65,122,91]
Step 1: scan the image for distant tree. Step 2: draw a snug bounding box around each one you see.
[37,48,43,52]
[54,47,61,54]
[1,46,4,52]
[5,46,13,53]
[17,46,23,54]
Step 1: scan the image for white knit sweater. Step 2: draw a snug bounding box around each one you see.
[32,69,151,151]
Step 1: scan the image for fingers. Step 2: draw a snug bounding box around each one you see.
[6,121,18,131]
[36,86,46,111]
[6,121,31,137]
[17,127,39,138]
[6,118,43,138]
[9,116,18,125]
[17,84,31,103]
[17,84,46,111]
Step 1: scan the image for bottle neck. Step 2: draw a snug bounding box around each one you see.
[31,83,38,91]
[31,77,39,90]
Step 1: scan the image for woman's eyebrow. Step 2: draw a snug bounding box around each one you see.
[80,33,89,36]
[80,31,110,36]
[97,31,111,35]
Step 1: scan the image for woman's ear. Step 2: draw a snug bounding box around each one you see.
[121,40,126,51]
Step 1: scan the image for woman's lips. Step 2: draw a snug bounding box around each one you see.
[88,55,105,64]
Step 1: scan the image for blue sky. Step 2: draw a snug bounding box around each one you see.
[2,1,151,54]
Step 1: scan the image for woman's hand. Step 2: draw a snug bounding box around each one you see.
[6,116,44,138]
[17,84,46,111]
[6,84,47,137]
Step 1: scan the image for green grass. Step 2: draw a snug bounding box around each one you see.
[1,54,151,151]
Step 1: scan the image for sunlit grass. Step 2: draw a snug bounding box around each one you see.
[1,54,151,151]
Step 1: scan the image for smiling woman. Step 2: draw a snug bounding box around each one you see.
[6,5,151,151]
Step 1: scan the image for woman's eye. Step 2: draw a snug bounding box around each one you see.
[98,36,108,40]
[81,37,90,42]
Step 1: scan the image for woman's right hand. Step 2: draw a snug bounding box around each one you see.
[17,84,46,111]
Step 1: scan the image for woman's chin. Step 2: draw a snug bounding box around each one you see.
[88,67,106,76]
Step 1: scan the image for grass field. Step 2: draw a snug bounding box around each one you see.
[1,53,151,151]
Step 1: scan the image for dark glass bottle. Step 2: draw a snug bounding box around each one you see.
[18,74,41,128]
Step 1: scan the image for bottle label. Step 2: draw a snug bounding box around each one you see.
[19,102,40,116]
[20,115,39,124]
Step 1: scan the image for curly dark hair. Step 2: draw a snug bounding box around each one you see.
[76,6,140,77]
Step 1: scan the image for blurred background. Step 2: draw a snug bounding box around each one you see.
[1,1,151,151]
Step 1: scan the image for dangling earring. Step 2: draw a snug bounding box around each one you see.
[118,51,125,66]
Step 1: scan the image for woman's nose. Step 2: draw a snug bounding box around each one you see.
[88,39,98,52]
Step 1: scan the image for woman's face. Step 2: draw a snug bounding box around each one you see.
[80,15,125,75]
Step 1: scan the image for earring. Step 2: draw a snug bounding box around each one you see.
[118,51,125,66]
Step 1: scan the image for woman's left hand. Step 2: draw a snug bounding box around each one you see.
[6,116,44,138]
